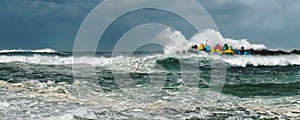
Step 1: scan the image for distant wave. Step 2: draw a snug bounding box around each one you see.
[222,55,300,67]
[0,48,57,53]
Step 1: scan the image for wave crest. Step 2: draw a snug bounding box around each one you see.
[0,48,57,53]
[223,55,300,67]
[0,54,299,68]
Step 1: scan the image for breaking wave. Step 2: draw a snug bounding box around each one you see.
[0,48,57,53]
[0,53,299,68]
[223,55,300,67]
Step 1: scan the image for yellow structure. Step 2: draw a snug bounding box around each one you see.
[198,44,205,50]
[210,47,216,54]
[224,47,234,54]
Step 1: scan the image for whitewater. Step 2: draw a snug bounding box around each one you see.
[0,53,299,67]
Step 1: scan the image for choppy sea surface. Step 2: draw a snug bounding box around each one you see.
[0,49,300,120]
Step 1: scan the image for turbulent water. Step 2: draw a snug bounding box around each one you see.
[0,49,299,120]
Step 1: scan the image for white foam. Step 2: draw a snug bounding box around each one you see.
[67,108,97,119]
[222,55,300,67]
[0,54,163,72]
[0,55,71,65]
[45,114,74,120]
[0,102,10,108]
[0,48,57,53]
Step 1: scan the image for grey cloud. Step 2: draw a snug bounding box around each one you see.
[198,0,300,49]
[0,0,299,50]
[0,0,102,51]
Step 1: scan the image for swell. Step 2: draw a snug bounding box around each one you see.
[222,81,300,98]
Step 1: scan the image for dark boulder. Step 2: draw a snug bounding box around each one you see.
[291,49,300,54]
[253,49,299,55]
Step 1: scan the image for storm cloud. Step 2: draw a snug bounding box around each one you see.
[198,0,300,49]
[0,0,299,51]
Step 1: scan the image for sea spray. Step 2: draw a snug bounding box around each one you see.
[153,28,192,55]
[190,29,267,50]
[154,28,267,55]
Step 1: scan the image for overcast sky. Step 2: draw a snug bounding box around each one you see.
[0,0,299,51]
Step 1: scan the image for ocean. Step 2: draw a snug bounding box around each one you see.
[0,49,299,119]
